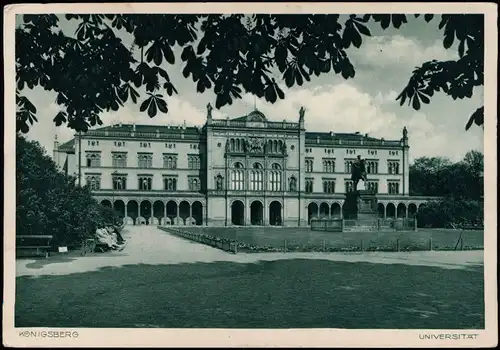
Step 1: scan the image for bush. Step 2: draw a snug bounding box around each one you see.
[16,134,113,247]
[416,198,483,228]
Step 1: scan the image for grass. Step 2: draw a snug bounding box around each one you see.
[16,259,484,329]
[178,227,484,252]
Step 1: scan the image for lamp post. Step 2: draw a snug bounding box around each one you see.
[112,171,119,224]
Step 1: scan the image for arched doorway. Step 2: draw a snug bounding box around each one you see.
[331,203,341,218]
[250,201,264,226]
[408,203,417,218]
[179,201,190,225]
[153,200,165,225]
[307,202,318,225]
[319,202,329,218]
[126,200,138,225]
[166,200,178,225]
[101,199,112,207]
[192,201,203,226]
[140,200,152,225]
[113,200,126,222]
[386,203,396,219]
[397,203,407,218]
[269,201,282,226]
[231,200,245,226]
[377,203,385,218]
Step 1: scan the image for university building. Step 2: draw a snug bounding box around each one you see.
[53,106,432,227]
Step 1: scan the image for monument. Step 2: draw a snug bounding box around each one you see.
[345,155,378,222]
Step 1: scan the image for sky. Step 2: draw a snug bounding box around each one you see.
[17,14,484,163]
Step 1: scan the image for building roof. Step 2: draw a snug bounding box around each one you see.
[92,123,203,134]
[231,109,267,122]
[304,131,385,142]
[58,139,75,151]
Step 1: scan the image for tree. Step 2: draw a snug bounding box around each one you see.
[16,133,114,246]
[409,151,484,199]
[16,14,484,133]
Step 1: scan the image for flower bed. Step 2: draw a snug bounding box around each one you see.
[158,227,238,254]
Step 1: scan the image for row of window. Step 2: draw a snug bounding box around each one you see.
[87,175,201,192]
[88,174,401,194]
[305,159,399,174]
[86,152,200,170]
[304,180,401,194]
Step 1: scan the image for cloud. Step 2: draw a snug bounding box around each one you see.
[349,35,458,69]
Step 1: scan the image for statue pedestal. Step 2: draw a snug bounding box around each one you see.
[344,190,378,221]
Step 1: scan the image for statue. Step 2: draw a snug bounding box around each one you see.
[351,155,367,191]
[282,141,288,156]
[403,126,408,138]
[206,103,213,118]
[216,175,223,190]
[299,106,305,120]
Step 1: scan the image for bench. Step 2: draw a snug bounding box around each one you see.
[16,235,53,258]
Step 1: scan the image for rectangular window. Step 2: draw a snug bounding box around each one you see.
[85,152,101,167]
[138,176,153,191]
[138,154,153,168]
[345,180,354,193]
[163,177,177,191]
[86,175,101,190]
[345,159,355,174]
[305,159,314,173]
[366,181,378,193]
[112,175,127,190]
[305,179,313,193]
[388,181,400,194]
[268,171,282,191]
[188,155,201,170]
[250,171,264,191]
[163,154,177,169]
[388,161,400,175]
[366,160,379,174]
[322,159,335,173]
[322,180,335,194]
[112,153,127,168]
[231,170,244,190]
[189,177,201,191]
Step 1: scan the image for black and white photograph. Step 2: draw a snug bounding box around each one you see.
[3,2,497,348]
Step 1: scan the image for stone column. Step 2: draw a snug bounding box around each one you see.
[405,205,409,218]
[189,204,193,225]
[164,202,167,225]
[383,205,387,219]
[150,201,154,225]
[176,202,180,226]
[124,202,128,224]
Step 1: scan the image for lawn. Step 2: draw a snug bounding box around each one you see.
[15,259,484,329]
[180,227,484,252]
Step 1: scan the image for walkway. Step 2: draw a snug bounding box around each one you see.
[16,226,484,277]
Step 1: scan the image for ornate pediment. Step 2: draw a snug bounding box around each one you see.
[245,137,265,153]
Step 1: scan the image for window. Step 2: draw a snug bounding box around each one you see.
[366,160,379,174]
[114,141,126,147]
[112,175,127,190]
[88,140,99,146]
[250,163,264,191]
[366,181,378,193]
[322,159,335,173]
[138,176,152,190]
[305,159,313,173]
[215,175,224,190]
[289,176,297,192]
[140,142,151,148]
[163,154,177,169]
[388,181,400,194]
[85,152,101,167]
[231,162,245,190]
[323,180,335,193]
[188,155,201,170]
[86,175,100,190]
[345,180,354,193]
[305,179,313,193]
[163,177,177,191]
[112,153,127,168]
[345,159,354,174]
[269,163,282,191]
[189,178,201,191]
[388,161,400,174]
[138,154,153,168]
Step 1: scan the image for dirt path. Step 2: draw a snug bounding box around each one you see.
[16,226,484,277]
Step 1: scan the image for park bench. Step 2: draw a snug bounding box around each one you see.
[16,235,53,258]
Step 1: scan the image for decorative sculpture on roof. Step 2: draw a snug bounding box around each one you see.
[299,106,306,120]
[282,141,288,156]
[403,126,408,139]
[206,103,213,118]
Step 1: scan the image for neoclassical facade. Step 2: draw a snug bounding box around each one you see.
[53,106,434,227]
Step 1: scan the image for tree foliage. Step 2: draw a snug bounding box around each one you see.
[409,150,484,199]
[16,134,118,246]
[16,13,484,133]
[416,197,483,228]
